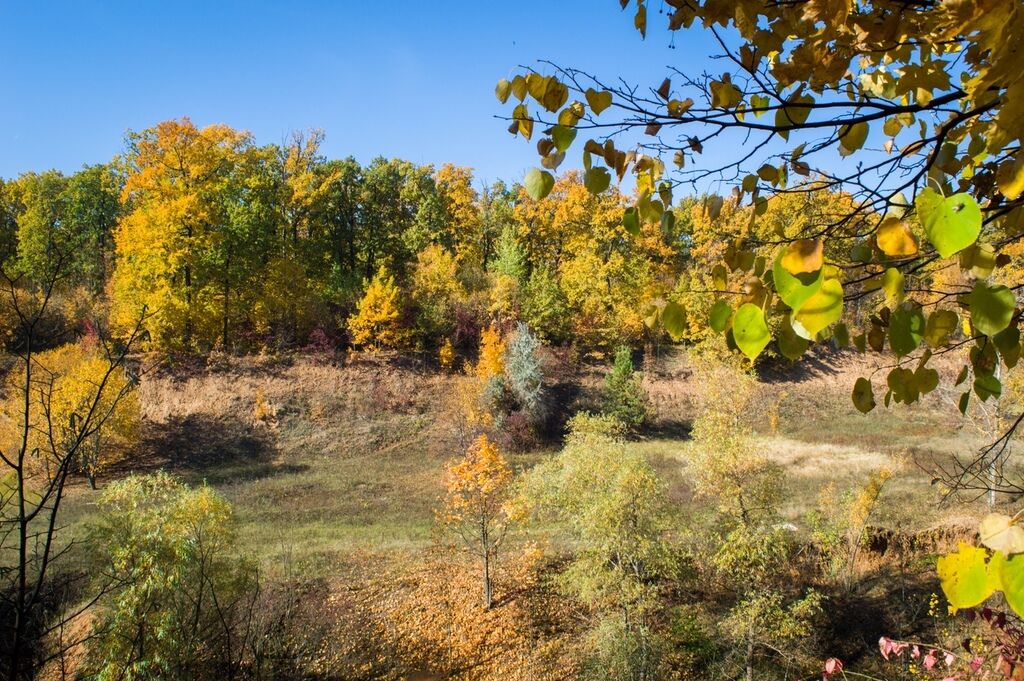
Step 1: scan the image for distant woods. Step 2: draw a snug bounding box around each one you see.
[0,118,701,357]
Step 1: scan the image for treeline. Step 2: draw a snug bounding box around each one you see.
[0,118,691,357]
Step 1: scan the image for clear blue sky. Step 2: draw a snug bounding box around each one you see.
[0,1,721,185]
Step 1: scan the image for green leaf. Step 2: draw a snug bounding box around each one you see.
[916,366,939,395]
[584,167,611,195]
[968,281,1016,337]
[551,125,577,152]
[937,543,997,612]
[974,373,1002,401]
[709,299,732,334]
[661,302,686,340]
[495,79,512,103]
[888,303,925,357]
[996,552,1024,617]
[750,94,769,117]
[995,326,1021,368]
[916,189,982,258]
[924,309,959,348]
[622,207,640,235]
[772,251,822,311]
[833,322,850,348]
[732,303,771,361]
[852,377,875,414]
[838,121,869,156]
[792,278,843,340]
[959,390,970,414]
[778,315,809,360]
[881,267,905,303]
[524,168,554,201]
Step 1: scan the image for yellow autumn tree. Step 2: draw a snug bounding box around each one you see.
[410,244,464,342]
[435,164,483,267]
[0,339,140,488]
[476,323,506,382]
[442,433,514,608]
[110,118,253,350]
[348,266,407,349]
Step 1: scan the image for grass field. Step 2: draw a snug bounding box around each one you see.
[55,347,997,586]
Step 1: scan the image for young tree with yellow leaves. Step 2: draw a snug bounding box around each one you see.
[442,434,514,609]
[3,339,142,489]
[347,266,407,350]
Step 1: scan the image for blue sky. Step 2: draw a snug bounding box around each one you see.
[0,1,722,184]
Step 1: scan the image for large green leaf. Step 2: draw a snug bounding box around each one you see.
[937,543,997,611]
[524,168,554,200]
[777,315,809,360]
[584,167,611,195]
[732,303,770,360]
[772,251,822,311]
[551,125,577,152]
[838,121,869,156]
[661,301,686,340]
[888,303,925,357]
[968,281,1016,337]
[996,552,1024,617]
[622,207,640,235]
[916,189,982,258]
[709,299,732,334]
[792,278,843,340]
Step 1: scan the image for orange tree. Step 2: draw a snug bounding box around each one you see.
[441,434,514,609]
[496,0,1024,639]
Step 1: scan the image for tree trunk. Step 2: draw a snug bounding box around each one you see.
[483,550,492,609]
[746,626,754,681]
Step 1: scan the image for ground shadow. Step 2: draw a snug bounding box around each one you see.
[107,413,306,485]
[758,346,846,384]
[640,419,692,440]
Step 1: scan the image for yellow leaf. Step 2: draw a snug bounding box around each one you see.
[875,217,918,256]
[997,152,1024,200]
[585,88,613,115]
[781,239,824,274]
[980,514,1024,554]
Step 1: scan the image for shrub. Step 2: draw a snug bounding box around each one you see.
[86,473,258,680]
[347,266,407,349]
[504,322,545,423]
[603,346,649,430]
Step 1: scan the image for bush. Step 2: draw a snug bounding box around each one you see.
[504,322,545,423]
[86,473,258,680]
[603,346,649,430]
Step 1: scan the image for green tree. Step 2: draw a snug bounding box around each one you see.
[521,265,569,343]
[520,413,674,680]
[603,346,649,431]
[87,473,258,681]
[504,322,545,424]
[689,360,822,679]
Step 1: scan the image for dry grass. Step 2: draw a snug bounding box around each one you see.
[55,347,1008,579]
